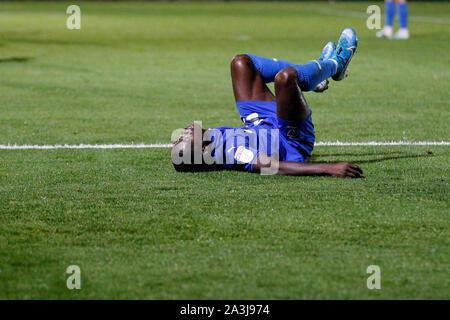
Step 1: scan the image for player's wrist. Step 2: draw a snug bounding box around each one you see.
[321,163,334,176]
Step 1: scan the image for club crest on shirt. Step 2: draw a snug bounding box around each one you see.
[287,126,298,139]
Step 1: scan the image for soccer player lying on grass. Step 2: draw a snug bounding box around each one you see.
[172,28,363,178]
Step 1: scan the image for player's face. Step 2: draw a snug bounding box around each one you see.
[173,124,213,162]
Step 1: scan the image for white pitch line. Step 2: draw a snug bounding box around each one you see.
[0,141,449,150]
[0,144,172,150]
[314,141,450,146]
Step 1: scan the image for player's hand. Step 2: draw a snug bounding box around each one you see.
[326,162,363,178]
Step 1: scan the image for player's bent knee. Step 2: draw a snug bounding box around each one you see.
[230,54,253,71]
[275,67,298,86]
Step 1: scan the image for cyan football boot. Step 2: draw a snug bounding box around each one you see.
[313,41,336,93]
[330,28,358,81]
[318,41,336,62]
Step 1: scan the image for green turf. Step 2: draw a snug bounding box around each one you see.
[0,1,449,299]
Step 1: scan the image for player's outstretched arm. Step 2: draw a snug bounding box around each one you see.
[253,154,363,178]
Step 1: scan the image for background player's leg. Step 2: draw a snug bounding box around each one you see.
[376,0,395,38]
[386,0,396,29]
[274,67,310,122]
[397,0,408,29]
[393,0,409,39]
[231,55,275,102]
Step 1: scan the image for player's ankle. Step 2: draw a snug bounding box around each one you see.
[328,59,338,74]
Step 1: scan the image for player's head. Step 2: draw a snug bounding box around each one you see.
[171,123,215,172]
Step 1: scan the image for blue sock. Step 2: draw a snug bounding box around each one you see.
[398,3,408,29]
[385,1,396,27]
[245,54,295,82]
[296,60,336,91]
[245,54,336,92]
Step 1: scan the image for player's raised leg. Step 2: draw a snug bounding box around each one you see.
[232,28,357,101]
[245,53,336,92]
[274,67,310,122]
[377,0,395,38]
[230,54,275,102]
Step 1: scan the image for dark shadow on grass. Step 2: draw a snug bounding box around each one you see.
[310,152,435,164]
[355,153,435,164]
[312,151,407,158]
[0,56,33,63]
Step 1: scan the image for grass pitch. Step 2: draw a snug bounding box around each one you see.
[0,1,449,299]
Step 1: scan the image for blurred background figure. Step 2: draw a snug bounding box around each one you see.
[376,0,410,39]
